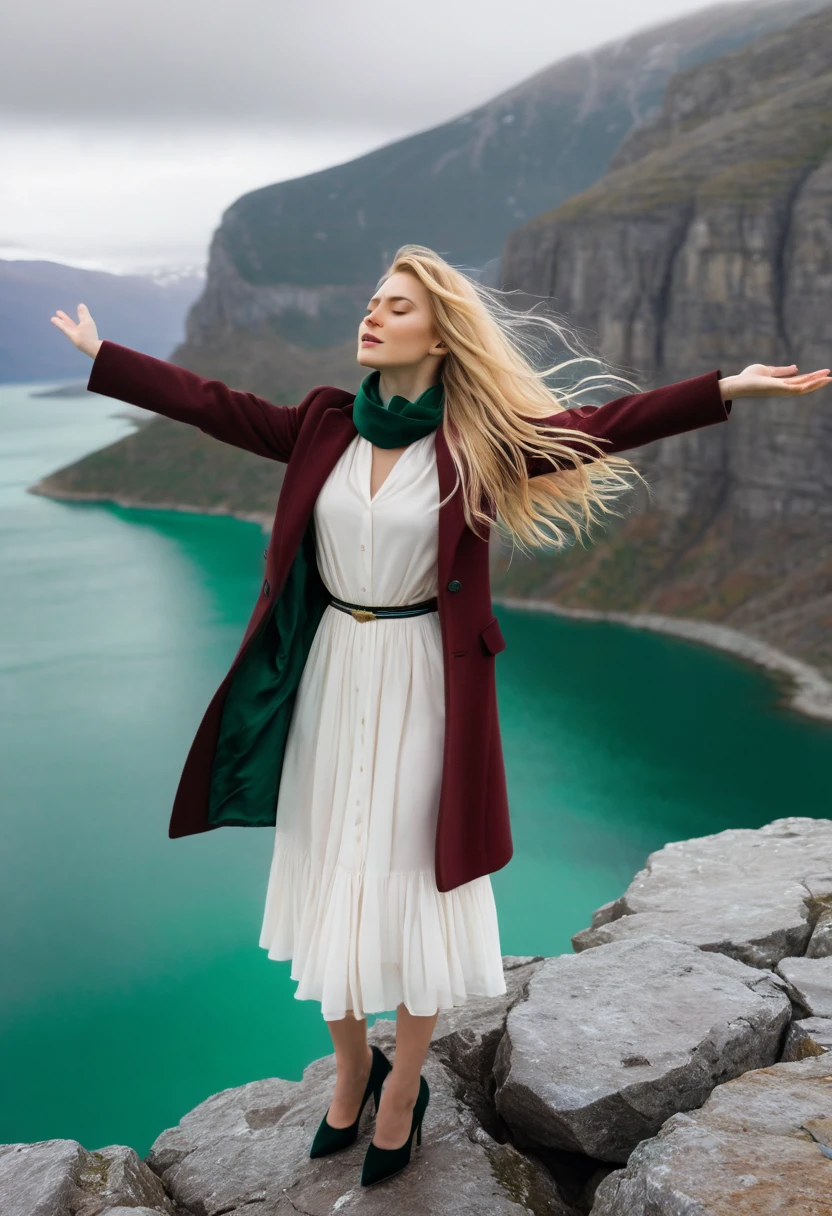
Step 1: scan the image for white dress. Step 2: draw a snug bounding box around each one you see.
[258,429,507,1020]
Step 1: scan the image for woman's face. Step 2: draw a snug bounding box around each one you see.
[357,271,446,372]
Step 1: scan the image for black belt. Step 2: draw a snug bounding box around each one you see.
[329,594,438,622]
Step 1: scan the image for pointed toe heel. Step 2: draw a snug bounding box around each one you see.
[360,1074,430,1187]
[309,1043,392,1159]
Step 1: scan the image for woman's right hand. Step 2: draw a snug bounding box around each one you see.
[50,303,102,359]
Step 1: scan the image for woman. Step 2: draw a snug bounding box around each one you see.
[51,244,830,1186]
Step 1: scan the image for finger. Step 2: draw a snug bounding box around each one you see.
[770,365,799,376]
[790,371,831,384]
[790,376,831,393]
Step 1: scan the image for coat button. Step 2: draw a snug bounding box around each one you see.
[447,579,462,593]
[263,579,270,597]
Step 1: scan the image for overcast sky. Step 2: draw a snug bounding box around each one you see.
[1,0,727,276]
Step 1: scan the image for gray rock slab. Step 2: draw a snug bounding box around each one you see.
[0,1139,173,1216]
[146,1050,576,1215]
[782,1016,832,1061]
[493,935,792,1163]
[589,1053,832,1215]
[807,908,832,957]
[102,1209,170,1215]
[572,817,832,968]
[776,954,832,1017]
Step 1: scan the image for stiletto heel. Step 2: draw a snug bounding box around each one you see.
[360,1074,430,1187]
[309,1044,392,1158]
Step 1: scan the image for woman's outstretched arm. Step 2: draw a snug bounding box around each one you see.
[50,304,321,463]
[525,363,831,477]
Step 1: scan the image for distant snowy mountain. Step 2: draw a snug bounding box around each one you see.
[0,259,205,384]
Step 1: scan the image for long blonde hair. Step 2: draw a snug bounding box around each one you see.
[378,245,652,556]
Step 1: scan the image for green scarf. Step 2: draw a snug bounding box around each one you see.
[352,369,445,448]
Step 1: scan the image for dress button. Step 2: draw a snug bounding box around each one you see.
[447,579,462,593]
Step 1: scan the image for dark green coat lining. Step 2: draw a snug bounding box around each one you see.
[207,519,331,827]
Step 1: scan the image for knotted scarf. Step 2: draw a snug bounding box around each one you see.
[352,368,445,448]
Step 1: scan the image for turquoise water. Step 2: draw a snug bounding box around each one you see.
[2,380,830,1157]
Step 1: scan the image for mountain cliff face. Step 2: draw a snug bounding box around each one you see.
[496,3,832,681]
[174,0,826,399]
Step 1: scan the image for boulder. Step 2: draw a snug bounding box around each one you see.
[807,907,832,957]
[0,1140,174,1216]
[589,1053,832,1215]
[572,818,832,968]
[781,1016,832,1061]
[493,935,792,1163]
[102,1210,169,1216]
[147,1047,575,1216]
[775,954,832,1017]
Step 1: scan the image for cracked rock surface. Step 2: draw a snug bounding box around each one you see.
[782,1016,832,1061]
[4,821,832,1214]
[572,817,832,967]
[589,1053,832,1215]
[146,1044,575,1216]
[0,1140,175,1216]
[493,935,792,1163]
[775,954,832,1018]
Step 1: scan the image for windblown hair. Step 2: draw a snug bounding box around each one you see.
[377,244,652,556]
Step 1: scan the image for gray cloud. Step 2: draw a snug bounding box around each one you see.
[3,0,717,128]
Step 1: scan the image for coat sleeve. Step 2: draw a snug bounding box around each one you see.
[526,369,732,478]
[85,339,322,462]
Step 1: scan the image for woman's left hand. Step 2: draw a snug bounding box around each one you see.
[720,364,831,400]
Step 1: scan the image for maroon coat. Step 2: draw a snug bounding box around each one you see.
[86,341,732,891]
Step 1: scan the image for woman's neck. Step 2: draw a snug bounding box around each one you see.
[378,369,442,406]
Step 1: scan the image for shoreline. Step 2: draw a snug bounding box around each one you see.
[26,483,276,533]
[493,595,832,725]
[28,484,832,725]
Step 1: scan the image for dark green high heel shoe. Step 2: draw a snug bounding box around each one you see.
[309,1044,392,1158]
[360,1074,430,1186]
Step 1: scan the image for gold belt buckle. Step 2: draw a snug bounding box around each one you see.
[350,608,377,623]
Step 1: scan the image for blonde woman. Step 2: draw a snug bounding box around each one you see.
[51,244,830,1186]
